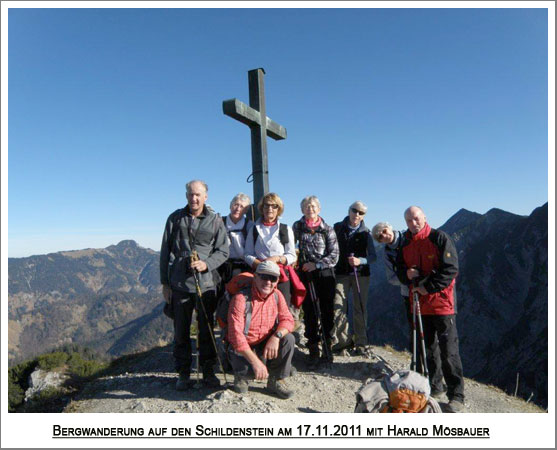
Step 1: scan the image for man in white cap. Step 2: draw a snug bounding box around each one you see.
[227,260,296,399]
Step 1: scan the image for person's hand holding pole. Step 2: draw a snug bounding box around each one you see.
[407,267,420,280]
[348,255,360,267]
[191,259,208,272]
[408,266,427,295]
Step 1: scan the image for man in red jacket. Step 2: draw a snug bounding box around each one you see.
[397,206,465,413]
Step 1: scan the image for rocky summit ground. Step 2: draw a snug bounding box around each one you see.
[64,343,544,414]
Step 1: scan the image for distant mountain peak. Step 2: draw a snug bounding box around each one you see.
[484,207,524,219]
[104,240,157,257]
[453,208,480,218]
[113,240,139,248]
[440,208,482,234]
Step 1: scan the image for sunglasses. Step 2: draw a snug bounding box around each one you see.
[263,203,279,210]
[351,208,365,216]
[258,273,279,282]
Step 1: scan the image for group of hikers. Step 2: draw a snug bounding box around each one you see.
[160,179,465,413]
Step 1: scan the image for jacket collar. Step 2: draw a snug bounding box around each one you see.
[299,215,325,231]
[256,217,280,226]
[185,204,208,218]
[386,230,402,249]
[342,216,367,232]
[408,222,432,241]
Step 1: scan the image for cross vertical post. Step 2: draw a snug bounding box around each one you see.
[223,68,287,213]
[248,69,269,204]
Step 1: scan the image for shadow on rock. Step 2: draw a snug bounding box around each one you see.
[74,372,234,404]
[298,407,323,413]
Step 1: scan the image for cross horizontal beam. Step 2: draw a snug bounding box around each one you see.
[223,98,287,141]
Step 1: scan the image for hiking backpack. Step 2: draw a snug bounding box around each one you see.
[354,369,442,413]
[252,222,290,246]
[215,272,279,372]
[222,215,250,241]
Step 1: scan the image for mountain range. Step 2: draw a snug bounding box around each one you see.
[8,240,172,365]
[8,203,548,407]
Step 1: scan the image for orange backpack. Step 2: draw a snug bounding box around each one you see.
[355,370,441,413]
[381,370,430,413]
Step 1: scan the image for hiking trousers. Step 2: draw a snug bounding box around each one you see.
[302,269,336,347]
[171,289,217,375]
[333,274,371,347]
[421,314,465,402]
[228,333,295,380]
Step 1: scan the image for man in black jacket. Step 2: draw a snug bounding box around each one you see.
[331,201,377,355]
[160,180,229,390]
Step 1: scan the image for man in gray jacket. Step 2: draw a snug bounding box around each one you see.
[160,180,229,390]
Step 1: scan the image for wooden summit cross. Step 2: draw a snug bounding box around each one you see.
[222,68,287,211]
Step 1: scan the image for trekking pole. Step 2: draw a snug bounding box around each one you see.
[411,293,417,372]
[350,253,366,349]
[190,252,229,385]
[192,309,201,387]
[413,287,429,378]
[307,276,332,368]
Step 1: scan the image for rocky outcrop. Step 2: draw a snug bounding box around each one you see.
[25,368,69,401]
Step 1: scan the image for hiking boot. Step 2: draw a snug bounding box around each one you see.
[332,338,354,353]
[446,399,465,413]
[266,377,294,399]
[202,372,220,388]
[307,357,320,370]
[307,344,320,370]
[430,385,448,399]
[233,375,249,394]
[320,345,334,364]
[354,346,367,356]
[202,364,220,388]
[175,373,194,391]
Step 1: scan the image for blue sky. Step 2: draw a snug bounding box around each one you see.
[6,6,550,257]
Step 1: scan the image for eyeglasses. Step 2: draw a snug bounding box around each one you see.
[258,273,279,282]
[263,203,279,210]
[351,208,365,216]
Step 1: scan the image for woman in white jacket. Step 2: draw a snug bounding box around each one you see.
[244,192,296,308]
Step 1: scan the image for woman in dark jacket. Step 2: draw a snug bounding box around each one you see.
[293,195,339,368]
[331,201,377,355]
